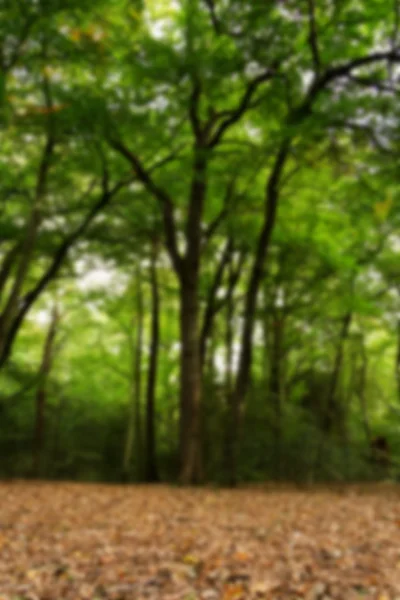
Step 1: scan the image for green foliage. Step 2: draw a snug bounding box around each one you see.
[1,0,400,484]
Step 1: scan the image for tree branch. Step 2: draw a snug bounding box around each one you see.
[3,14,37,71]
[305,49,400,110]
[200,240,232,366]
[188,76,203,142]
[348,74,397,93]
[109,138,183,276]
[203,177,236,244]
[307,0,321,74]
[0,176,129,368]
[207,70,276,148]
[202,0,221,34]
[0,241,21,301]
[330,119,392,154]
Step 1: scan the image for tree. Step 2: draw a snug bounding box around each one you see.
[32,304,60,477]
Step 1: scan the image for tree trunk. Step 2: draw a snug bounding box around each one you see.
[269,313,285,480]
[145,242,160,482]
[313,311,352,478]
[203,328,216,477]
[51,393,67,474]
[0,134,54,363]
[226,142,290,486]
[340,341,357,480]
[0,209,41,360]
[0,179,127,371]
[178,152,207,484]
[396,318,400,404]
[32,304,60,477]
[0,241,21,303]
[200,240,232,369]
[223,245,236,479]
[357,333,371,446]
[179,280,203,484]
[123,265,144,481]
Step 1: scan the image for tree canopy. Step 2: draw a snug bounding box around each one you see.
[0,0,400,484]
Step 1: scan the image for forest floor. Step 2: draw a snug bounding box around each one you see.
[0,482,399,600]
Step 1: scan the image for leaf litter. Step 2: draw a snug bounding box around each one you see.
[0,482,400,599]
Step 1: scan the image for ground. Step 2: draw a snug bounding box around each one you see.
[0,482,399,599]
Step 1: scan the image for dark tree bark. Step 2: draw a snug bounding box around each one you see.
[110,49,397,485]
[341,340,357,479]
[145,240,160,482]
[0,241,21,303]
[179,277,203,483]
[357,333,371,447]
[178,152,207,484]
[32,304,60,477]
[110,69,277,484]
[0,132,54,363]
[51,394,67,472]
[0,177,129,370]
[396,317,400,404]
[222,245,245,479]
[134,271,144,479]
[223,47,400,486]
[324,311,353,433]
[200,241,231,369]
[225,245,238,395]
[313,311,352,478]
[123,264,144,481]
[226,143,290,486]
[223,251,235,478]
[269,311,285,480]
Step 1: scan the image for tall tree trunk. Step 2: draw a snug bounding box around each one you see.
[340,342,357,480]
[123,266,144,481]
[226,142,290,486]
[0,173,127,371]
[178,152,207,484]
[0,134,54,362]
[0,209,40,360]
[32,304,60,477]
[51,393,67,474]
[145,241,160,482]
[179,279,203,483]
[223,245,237,479]
[203,328,216,477]
[357,334,371,446]
[200,240,232,369]
[0,241,21,304]
[269,313,285,480]
[225,253,235,398]
[313,311,352,478]
[396,317,400,404]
